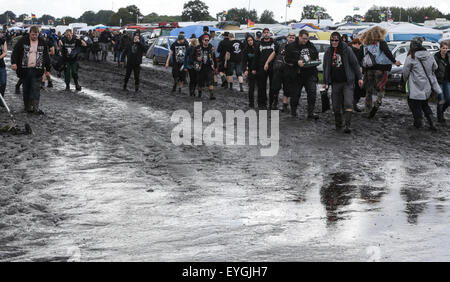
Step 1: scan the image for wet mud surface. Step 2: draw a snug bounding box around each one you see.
[1,55,450,261]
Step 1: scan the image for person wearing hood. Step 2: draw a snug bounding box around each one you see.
[434,41,450,123]
[166,34,189,94]
[285,29,320,119]
[360,27,401,118]
[323,32,363,133]
[121,33,145,92]
[403,37,442,131]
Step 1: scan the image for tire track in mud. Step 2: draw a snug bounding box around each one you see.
[1,54,450,261]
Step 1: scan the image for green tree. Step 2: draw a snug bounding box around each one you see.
[224,8,258,24]
[79,11,97,25]
[301,5,332,21]
[110,7,135,26]
[39,14,55,25]
[17,14,28,22]
[143,13,181,23]
[181,0,212,21]
[0,11,16,24]
[259,10,277,24]
[96,10,115,25]
[61,16,77,25]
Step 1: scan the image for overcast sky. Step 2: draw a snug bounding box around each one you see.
[2,0,450,23]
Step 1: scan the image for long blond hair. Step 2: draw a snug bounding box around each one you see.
[360,26,387,45]
[190,38,199,47]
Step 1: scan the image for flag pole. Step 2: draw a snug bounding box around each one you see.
[248,0,251,27]
[285,2,288,26]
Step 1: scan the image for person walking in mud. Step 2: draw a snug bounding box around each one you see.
[285,29,320,119]
[40,33,55,89]
[0,32,7,101]
[99,28,112,62]
[59,29,87,91]
[323,32,363,134]
[184,38,200,97]
[121,33,145,93]
[360,27,401,118]
[11,26,51,114]
[254,28,277,109]
[217,32,231,88]
[224,33,244,92]
[166,34,188,94]
[403,37,441,131]
[272,32,296,113]
[434,41,450,124]
[11,30,26,95]
[195,34,216,100]
[242,35,258,108]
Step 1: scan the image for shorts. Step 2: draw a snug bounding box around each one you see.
[226,61,243,77]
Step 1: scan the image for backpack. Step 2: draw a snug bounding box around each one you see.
[363,42,392,67]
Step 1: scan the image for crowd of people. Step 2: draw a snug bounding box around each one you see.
[0,25,449,133]
[164,26,449,133]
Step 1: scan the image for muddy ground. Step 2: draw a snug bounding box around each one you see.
[1,55,449,262]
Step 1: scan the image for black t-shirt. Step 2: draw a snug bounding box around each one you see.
[227,40,243,63]
[197,44,214,66]
[0,38,6,68]
[331,47,347,83]
[257,38,277,67]
[170,41,188,65]
[61,37,82,61]
[218,38,230,61]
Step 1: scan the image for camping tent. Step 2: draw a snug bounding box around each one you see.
[386,23,442,42]
[170,25,222,38]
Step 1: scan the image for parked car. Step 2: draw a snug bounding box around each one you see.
[146,36,177,65]
[311,40,330,72]
[387,41,440,59]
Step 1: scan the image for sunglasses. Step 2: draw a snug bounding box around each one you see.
[204,39,210,42]
[330,39,339,42]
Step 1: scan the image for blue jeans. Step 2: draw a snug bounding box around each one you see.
[0,67,6,97]
[437,81,450,119]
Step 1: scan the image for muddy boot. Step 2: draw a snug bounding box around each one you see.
[282,103,289,113]
[426,115,437,131]
[15,85,21,95]
[221,77,227,88]
[335,113,343,129]
[40,81,45,90]
[135,84,139,93]
[413,118,423,129]
[171,83,177,93]
[123,83,128,91]
[75,83,82,91]
[437,104,445,123]
[65,84,70,91]
[209,90,216,100]
[198,90,202,98]
[239,83,244,92]
[32,100,45,115]
[47,80,53,88]
[343,111,352,134]
[368,105,379,119]
[228,83,233,91]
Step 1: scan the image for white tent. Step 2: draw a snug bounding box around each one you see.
[386,23,442,42]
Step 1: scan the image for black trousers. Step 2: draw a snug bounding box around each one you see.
[247,73,256,106]
[22,69,41,109]
[290,75,317,116]
[256,67,274,108]
[407,98,433,126]
[188,68,198,93]
[124,65,140,87]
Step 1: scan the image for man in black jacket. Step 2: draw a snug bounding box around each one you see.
[323,32,363,133]
[285,30,320,119]
[99,28,112,62]
[11,26,51,114]
[121,33,145,92]
[217,32,230,88]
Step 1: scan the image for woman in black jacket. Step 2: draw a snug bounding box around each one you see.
[242,35,258,108]
[434,41,450,123]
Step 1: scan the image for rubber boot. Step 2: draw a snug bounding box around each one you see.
[209,89,216,100]
[343,111,352,134]
[65,84,70,91]
[75,80,82,91]
[335,112,343,129]
[425,114,437,131]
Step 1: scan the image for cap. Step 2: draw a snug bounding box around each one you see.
[256,31,262,37]
[178,34,185,41]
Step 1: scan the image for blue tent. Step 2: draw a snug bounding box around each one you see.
[170,25,221,38]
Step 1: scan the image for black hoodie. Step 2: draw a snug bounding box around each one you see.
[285,38,319,77]
[254,38,277,69]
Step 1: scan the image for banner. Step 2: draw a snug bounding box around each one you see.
[287,0,293,7]
[248,19,254,27]
[31,14,36,19]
